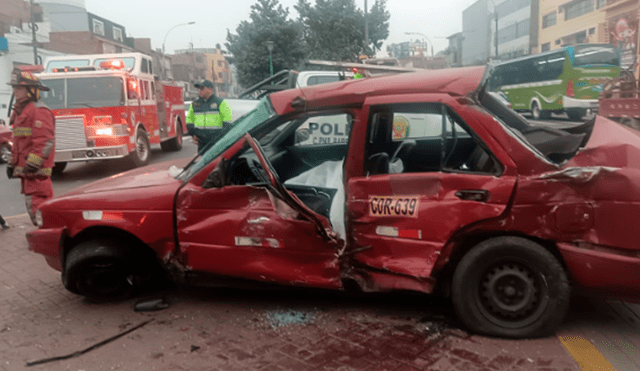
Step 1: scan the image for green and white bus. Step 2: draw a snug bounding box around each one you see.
[488,44,620,121]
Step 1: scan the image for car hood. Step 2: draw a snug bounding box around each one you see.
[63,158,188,197]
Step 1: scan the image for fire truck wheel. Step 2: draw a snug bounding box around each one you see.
[52,162,67,175]
[451,236,570,338]
[131,128,151,167]
[160,120,183,152]
[0,143,10,163]
[64,240,137,301]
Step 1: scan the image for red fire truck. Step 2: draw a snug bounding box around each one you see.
[32,53,185,174]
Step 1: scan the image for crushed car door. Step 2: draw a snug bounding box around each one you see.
[345,98,518,287]
[176,134,343,290]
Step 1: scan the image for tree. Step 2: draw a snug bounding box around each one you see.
[295,0,389,60]
[367,0,390,53]
[226,0,306,88]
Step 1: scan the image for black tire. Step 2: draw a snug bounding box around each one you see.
[567,111,583,122]
[160,119,183,152]
[531,102,550,120]
[531,101,542,120]
[52,162,67,175]
[451,236,570,338]
[64,240,137,301]
[0,143,10,164]
[130,128,150,167]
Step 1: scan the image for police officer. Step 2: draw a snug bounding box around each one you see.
[6,68,56,226]
[186,80,232,153]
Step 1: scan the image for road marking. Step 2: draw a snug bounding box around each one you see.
[558,334,616,371]
[4,213,28,220]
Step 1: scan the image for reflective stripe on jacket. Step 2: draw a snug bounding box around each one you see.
[10,101,56,180]
[186,96,232,133]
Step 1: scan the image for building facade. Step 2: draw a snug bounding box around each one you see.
[206,47,230,98]
[538,0,638,77]
[170,51,207,100]
[44,12,134,55]
[462,0,538,65]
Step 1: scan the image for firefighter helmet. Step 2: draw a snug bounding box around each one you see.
[7,69,50,91]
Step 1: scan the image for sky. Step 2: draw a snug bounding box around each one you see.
[82,0,478,57]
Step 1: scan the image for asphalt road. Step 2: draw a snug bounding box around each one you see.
[0,136,197,218]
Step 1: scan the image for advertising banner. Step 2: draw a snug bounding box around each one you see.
[609,13,638,78]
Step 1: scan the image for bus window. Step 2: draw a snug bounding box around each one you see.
[573,45,620,67]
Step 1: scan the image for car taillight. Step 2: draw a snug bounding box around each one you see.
[567,79,574,98]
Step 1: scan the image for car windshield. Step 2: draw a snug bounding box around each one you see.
[179,97,276,180]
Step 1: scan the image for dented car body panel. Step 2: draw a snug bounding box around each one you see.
[28,65,640,327]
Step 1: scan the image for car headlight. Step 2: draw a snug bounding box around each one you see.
[35,209,43,227]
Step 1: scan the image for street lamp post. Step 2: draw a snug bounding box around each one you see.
[161,21,195,79]
[405,32,434,58]
[488,0,499,58]
[266,40,274,78]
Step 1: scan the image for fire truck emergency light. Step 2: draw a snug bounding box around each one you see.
[99,60,126,70]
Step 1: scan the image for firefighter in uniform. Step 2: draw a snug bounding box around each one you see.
[6,68,56,225]
[186,80,232,153]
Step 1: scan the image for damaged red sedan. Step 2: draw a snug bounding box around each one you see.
[27,66,640,338]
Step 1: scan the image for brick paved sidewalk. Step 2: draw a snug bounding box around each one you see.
[0,214,580,371]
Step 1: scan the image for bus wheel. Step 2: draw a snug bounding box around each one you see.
[130,128,151,167]
[531,102,543,120]
[567,111,583,121]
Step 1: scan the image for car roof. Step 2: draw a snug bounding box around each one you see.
[269,66,486,115]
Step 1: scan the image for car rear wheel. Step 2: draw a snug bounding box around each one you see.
[451,236,570,338]
[0,143,10,163]
[130,128,150,167]
[64,240,137,301]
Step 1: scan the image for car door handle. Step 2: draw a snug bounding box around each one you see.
[455,189,490,202]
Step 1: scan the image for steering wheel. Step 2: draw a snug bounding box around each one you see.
[246,157,269,183]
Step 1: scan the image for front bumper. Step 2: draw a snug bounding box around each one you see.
[558,242,640,301]
[54,144,129,162]
[26,227,65,272]
[563,96,599,110]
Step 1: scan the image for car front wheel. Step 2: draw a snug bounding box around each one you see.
[64,240,137,301]
[451,236,570,338]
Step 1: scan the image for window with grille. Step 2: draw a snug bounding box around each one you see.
[543,12,556,28]
[565,0,594,21]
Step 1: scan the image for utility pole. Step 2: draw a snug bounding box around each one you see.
[29,0,38,64]
[494,12,499,58]
[364,0,368,55]
[488,0,498,58]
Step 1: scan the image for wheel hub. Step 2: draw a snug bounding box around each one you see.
[481,264,538,320]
